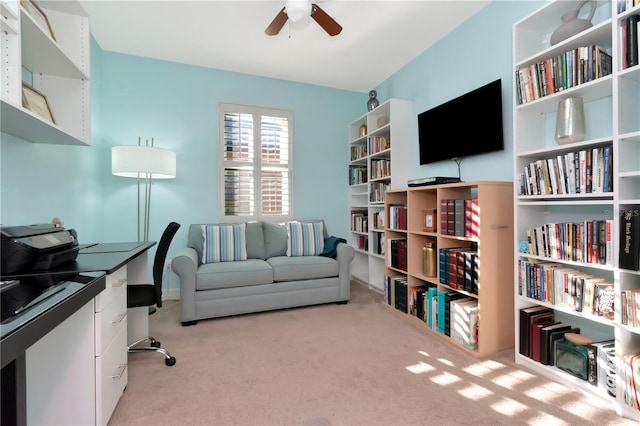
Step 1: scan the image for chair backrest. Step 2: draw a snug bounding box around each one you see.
[152,221,181,308]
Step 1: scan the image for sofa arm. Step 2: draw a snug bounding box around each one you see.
[171,247,198,323]
[336,242,355,301]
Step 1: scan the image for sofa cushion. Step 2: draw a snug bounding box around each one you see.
[196,259,273,290]
[202,223,247,263]
[286,221,325,256]
[263,221,288,258]
[267,255,338,282]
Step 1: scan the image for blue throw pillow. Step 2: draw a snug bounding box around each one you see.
[202,223,247,263]
[286,221,324,256]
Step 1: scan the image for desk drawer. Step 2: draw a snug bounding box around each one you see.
[95,266,127,312]
[95,284,127,355]
[96,324,128,426]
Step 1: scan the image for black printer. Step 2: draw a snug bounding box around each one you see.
[1,224,79,275]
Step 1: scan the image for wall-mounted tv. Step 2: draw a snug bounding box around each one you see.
[418,79,504,165]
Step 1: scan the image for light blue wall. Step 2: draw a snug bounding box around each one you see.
[97,53,362,254]
[376,0,545,182]
[1,0,547,285]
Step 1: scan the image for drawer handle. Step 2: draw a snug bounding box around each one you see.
[111,313,126,324]
[111,278,127,288]
[111,364,127,379]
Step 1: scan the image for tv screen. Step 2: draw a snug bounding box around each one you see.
[418,79,504,165]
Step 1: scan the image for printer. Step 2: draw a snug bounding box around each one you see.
[1,224,79,276]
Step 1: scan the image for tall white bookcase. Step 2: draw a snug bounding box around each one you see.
[513,0,640,420]
[0,0,91,145]
[348,98,414,291]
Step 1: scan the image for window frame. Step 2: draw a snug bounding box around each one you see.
[218,102,293,223]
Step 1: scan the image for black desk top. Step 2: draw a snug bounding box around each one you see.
[0,241,155,368]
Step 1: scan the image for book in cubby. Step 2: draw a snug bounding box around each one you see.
[350,144,367,161]
[372,210,385,230]
[388,204,407,230]
[368,135,390,154]
[350,209,368,233]
[370,159,391,179]
[439,198,479,237]
[348,165,367,185]
[387,238,407,271]
[369,182,389,203]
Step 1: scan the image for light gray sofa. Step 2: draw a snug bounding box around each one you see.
[171,221,354,326]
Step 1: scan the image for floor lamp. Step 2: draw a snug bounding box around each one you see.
[112,138,177,242]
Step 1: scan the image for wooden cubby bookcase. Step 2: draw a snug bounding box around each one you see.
[384,181,514,357]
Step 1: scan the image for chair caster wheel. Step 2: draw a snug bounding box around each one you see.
[151,341,161,348]
[165,357,176,367]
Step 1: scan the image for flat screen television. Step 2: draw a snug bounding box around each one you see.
[418,79,504,165]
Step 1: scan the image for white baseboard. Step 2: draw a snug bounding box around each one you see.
[163,288,180,301]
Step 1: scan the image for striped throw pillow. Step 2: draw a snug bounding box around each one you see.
[286,221,324,256]
[202,223,247,263]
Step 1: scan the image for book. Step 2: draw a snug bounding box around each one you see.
[449,297,474,344]
[627,14,639,68]
[594,283,615,320]
[530,317,557,362]
[588,339,615,387]
[540,323,571,366]
[547,327,580,366]
[519,306,553,357]
[619,208,640,271]
[444,291,466,336]
[454,199,465,237]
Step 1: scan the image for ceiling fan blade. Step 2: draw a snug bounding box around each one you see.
[310,3,342,36]
[265,7,288,36]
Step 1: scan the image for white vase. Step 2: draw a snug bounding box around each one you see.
[555,97,586,144]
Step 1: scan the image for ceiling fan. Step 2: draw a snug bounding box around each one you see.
[265,1,342,37]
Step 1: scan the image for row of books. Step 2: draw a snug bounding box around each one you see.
[350,209,368,233]
[425,288,478,350]
[383,279,478,351]
[348,165,367,185]
[368,135,390,155]
[518,259,615,319]
[439,198,479,238]
[518,146,613,197]
[388,205,407,230]
[439,247,478,295]
[525,219,613,265]
[370,159,390,180]
[369,182,389,203]
[349,145,367,161]
[519,306,615,397]
[387,238,407,270]
[515,44,612,105]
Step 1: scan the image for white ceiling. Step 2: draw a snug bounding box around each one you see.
[79,0,490,92]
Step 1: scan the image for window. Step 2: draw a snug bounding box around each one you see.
[219,102,292,222]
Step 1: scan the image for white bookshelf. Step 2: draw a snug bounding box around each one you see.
[0,0,91,145]
[348,98,414,291]
[512,0,640,420]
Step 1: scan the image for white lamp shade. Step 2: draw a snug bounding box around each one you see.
[112,145,176,179]
[285,0,310,22]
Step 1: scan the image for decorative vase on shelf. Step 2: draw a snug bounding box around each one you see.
[555,97,586,145]
[550,0,596,46]
[367,90,379,111]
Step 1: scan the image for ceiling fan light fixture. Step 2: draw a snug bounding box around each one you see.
[285,0,310,23]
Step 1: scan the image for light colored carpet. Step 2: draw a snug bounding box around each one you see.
[108,282,635,426]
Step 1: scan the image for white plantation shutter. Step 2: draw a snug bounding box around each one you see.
[219,103,292,221]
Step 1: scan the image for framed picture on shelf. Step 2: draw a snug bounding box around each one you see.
[20,0,57,41]
[422,208,437,232]
[22,82,56,124]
